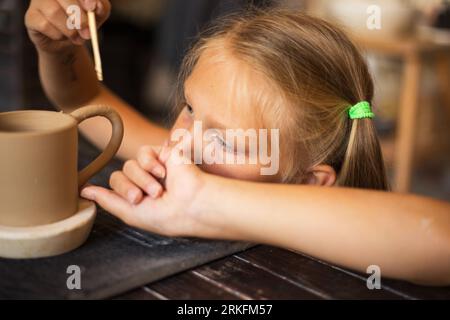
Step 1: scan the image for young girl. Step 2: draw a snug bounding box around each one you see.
[26,1,450,285]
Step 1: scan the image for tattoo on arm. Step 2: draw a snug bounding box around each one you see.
[61,51,78,82]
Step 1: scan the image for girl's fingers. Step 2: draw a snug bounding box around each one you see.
[123,160,163,199]
[81,186,136,226]
[137,146,166,179]
[109,170,143,204]
[158,145,172,164]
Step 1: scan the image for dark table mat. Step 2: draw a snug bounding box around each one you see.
[0,136,252,299]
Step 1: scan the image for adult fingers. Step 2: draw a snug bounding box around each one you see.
[57,0,90,39]
[38,0,82,44]
[95,0,112,26]
[25,9,65,41]
[80,0,111,27]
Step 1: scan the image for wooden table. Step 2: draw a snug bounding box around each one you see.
[115,245,450,300]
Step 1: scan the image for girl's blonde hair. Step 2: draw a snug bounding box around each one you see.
[176,9,389,190]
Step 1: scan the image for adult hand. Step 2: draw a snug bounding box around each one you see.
[25,0,111,53]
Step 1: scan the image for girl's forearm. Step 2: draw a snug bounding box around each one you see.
[198,175,450,285]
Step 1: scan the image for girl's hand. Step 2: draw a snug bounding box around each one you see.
[109,145,167,204]
[80,146,225,238]
[25,0,111,53]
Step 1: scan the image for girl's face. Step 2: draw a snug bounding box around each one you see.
[170,47,281,183]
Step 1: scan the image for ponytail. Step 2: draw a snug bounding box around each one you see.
[337,118,389,191]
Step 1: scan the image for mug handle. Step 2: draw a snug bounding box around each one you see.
[70,105,124,188]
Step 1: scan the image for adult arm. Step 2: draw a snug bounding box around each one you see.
[26,0,169,159]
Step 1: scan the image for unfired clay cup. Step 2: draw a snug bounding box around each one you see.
[0,105,123,227]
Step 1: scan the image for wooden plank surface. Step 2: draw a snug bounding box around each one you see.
[147,272,241,300]
[119,245,450,300]
[237,246,400,299]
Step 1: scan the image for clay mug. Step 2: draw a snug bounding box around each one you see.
[0,105,123,227]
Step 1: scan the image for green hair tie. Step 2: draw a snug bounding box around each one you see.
[348,101,374,120]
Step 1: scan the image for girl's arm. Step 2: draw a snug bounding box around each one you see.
[82,148,450,286]
[198,175,450,286]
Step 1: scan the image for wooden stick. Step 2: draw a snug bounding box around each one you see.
[87,11,103,81]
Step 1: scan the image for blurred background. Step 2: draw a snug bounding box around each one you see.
[0,0,449,200]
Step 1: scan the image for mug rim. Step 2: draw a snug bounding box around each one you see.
[0,110,77,137]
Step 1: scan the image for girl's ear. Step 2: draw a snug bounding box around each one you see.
[304,165,336,186]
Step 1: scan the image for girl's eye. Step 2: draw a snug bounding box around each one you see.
[214,135,234,153]
[186,104,194,115]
